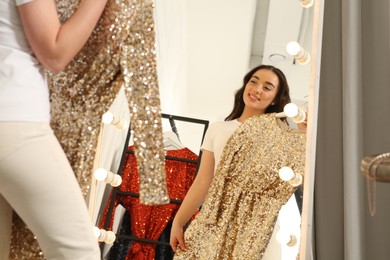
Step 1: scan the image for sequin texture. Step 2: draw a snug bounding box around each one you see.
[174,114,306,260]
[9,0,167,258]
[100,147,199,259]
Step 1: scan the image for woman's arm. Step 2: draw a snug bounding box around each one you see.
[18,0,108,72]
[170,150,215,252]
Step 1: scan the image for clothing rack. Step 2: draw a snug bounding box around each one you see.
[168,117,180,141]
[99,113,209,258]
[126,150,198,164]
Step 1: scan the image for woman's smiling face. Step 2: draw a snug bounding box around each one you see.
[243,69,280,114]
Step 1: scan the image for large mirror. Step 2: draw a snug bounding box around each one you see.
[94,0,323,259]
[154,0,322,259]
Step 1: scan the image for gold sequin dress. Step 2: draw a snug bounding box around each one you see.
[10,0,167,258]
[174,114,306,260]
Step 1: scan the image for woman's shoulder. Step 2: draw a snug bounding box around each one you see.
[210,119,240,128]
[207,119,241,134]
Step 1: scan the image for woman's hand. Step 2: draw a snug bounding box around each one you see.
[297,121,307,131]
[297,111,308,131]
[170,221,186,252]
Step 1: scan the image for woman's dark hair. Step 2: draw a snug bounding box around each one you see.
[225,64,291,122]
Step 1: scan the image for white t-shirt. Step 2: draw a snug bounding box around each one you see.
[201,119,241,168]
[0,0,50,122]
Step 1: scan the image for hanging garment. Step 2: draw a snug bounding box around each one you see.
[107,210,133,260]
[49,0,168,204]
[9,0,167,259]
[105,210,175,260]
[101,146,199,260]
[154,220,175,260]
[174,113,306,260]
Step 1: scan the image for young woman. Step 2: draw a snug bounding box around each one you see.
[170,64,306,259]
[0,0,108,258]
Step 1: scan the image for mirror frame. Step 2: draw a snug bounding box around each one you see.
[299,0,325,259]
[93,0,326,258]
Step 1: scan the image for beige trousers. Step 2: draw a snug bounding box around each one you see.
[0,122,100,260]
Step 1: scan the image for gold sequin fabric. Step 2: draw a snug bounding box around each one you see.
[174,114,306,260]
[10,0,167,258]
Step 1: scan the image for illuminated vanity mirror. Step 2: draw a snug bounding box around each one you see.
[154,0,323,259]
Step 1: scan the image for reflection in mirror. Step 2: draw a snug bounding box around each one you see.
[155,0,313,128]
[154,0,318,259]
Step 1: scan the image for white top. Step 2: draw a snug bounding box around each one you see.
[201,117,300,260]
[201,119,241,168]
[0,0,50,122]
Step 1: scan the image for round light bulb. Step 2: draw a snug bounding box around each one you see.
[284,103,299,118]
[279,166,295,181]
[286,41,301,56]
[94,168,108,181]
[102,111,114,124]
[97,229,107,242]
[95,228,116,244]
[276,230,291,245]
[117,119,129,130]
[286,41,311,64]
[287,234,297,247]
[105,231,116,244]
[300,0,314,8]
[289,174,303,187]
[277,230,297,247]
[111,174,122,187]
[93,226,101,239]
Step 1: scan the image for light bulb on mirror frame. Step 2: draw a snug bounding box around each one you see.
[101,111,114,124]
[276,229,298,247]
[101,111,128,130]
[283,103,306,124]
[278,166,303,187]
[299,0,314,8]
[286,41,311,65]
[93,226,116,244]
[93,226,101,239]
[94,168,122,187]
[275,103,306,124]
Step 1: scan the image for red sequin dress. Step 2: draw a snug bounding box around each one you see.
[100,146,198,260]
